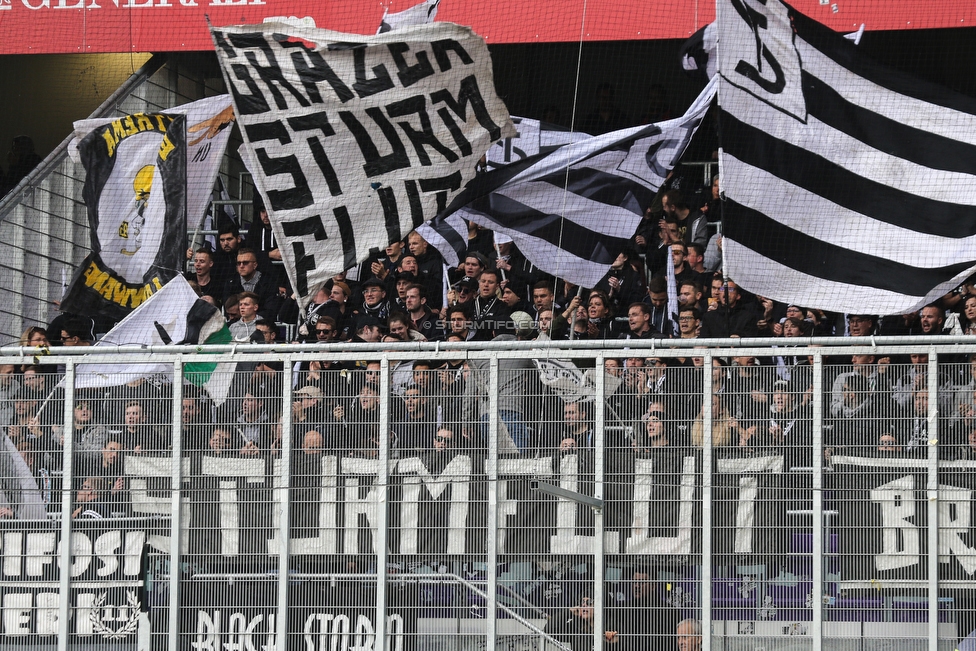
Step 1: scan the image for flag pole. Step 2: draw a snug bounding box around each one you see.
[493,242,507,282]
[568,285,584,340]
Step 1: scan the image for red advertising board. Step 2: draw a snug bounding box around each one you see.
[0,0,972,54]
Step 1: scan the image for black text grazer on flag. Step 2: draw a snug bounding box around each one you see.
[61,114,187,321]
[717,0,976,315]
[210,21,515,307]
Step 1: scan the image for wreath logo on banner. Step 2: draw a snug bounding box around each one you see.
[89,590,141,639]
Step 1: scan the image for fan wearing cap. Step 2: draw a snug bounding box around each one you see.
[448,251,487,286]
[500,283,530,314]
[351,314,385,343]
[360,241,406,282]
[356,276,392,322]
[280,385,325,451]
[392,270,419,311]
[448,276,478,309]
[509,311,536,341]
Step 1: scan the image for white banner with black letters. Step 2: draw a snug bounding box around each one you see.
[210,21,515,306]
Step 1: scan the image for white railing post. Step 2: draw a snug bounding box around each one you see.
[168,361,184,651]
[926,352,939,651]
[376,356,392,651]
[57,362,76,651]
[487,356,500,651]
[812,353,824,651]
[701,353,713,651]
[592,355,606,651]
[276,358,293,651]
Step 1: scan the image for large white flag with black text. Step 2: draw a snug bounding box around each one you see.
[211,21,514,307]
[717,0,976,315]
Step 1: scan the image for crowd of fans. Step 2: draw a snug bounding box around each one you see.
[3,327,976,522]
[5,168,976,522]
[2,185,973,649]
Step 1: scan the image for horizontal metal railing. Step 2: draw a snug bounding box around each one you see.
[1,338,972,651]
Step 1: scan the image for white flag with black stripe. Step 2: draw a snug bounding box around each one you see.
[418,115,589,267]
[486,117,589,170]
[717,0,976,315]
[419,79,716,286]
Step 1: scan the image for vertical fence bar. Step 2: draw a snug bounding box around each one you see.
[168,361,184,651]
[592,355,606,651]
[926,352,939,651]
[276,357,293,651]
[57,361,76,651]
[376,356,391,651]
[812,353,824,651]
[487,356,499,651]
[701,352,713,651]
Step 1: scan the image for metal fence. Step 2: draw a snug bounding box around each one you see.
[0,338,973,651]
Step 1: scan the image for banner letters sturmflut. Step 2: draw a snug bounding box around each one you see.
[61,113,187,321]
[210,21,515,308]
[8,452,976,642]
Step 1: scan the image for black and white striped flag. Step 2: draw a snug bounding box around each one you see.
[416,117,588,267]
[717,0,976,315]
[486,116,589,170]
[419,79,716,286]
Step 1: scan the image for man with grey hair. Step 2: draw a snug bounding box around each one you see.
[677,618,702,651]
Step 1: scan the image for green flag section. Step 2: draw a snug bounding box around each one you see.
[183,298,235,406]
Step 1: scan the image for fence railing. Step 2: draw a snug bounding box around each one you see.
[0,338,973,651]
